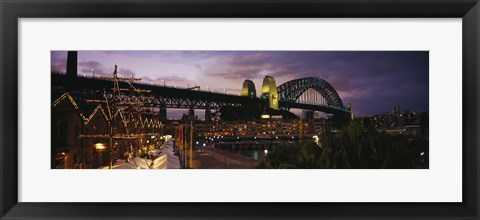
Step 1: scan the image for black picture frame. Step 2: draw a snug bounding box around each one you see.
[1,0,479,219]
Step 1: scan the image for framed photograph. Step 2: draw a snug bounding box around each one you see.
[1,0,479,219]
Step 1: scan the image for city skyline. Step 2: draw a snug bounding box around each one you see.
[51,50,429,117]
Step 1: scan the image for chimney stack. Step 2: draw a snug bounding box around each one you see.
[66,51,77,78]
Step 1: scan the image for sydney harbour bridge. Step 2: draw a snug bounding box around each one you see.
[52,52,352,122]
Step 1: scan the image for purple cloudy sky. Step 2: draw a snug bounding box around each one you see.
[51,51,428,117]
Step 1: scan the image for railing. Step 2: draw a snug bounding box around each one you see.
[279,99,349,112]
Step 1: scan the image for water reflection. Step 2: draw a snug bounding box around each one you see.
[224,147,263,160]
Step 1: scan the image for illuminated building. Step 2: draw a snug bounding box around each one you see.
[261,76,279,110]
[193,118,329,137]
[51,91,164,169]
[241,79,257,98]
[393,106,401,115]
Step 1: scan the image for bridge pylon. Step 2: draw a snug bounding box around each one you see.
[158,106,167,121]
[188,109,195,121]
[261,76,279,110]
[205,107,212,121]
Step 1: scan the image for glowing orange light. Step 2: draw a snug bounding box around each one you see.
[95,143,107,150]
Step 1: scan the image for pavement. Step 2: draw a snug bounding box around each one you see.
[102,138,180,169]
[101,140,257,169]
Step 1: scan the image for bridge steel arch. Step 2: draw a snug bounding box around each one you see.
[277,77,346,111]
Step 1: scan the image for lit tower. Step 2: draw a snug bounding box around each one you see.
[261,76,279,110]
[241,79,257,98]
[347,103,354,120]
[393,106,401,116]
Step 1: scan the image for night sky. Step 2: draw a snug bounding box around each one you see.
[51,51,429,117]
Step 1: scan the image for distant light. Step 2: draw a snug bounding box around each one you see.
[261,114,270,119]
[151,135,156,138]
[264,149,268,154]
[196,141,199,145]
[61,152,65,155]
[420,152,425,156]
[203,143,206,147]
[95,143,106,150]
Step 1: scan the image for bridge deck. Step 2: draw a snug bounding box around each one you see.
[52,74,349,114]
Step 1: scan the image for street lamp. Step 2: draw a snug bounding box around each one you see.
[264,149,269,168]
[162,80,165,87]
[61,152,66,169]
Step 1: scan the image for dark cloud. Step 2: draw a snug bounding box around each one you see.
[78,60,108,76]
[161,75,188,82]
[51,58,67,73]
[207,69,261,80]
[118,68,136,78]
[76,60,138,78]
[78,60,103,69]
[230,53,272,66]
[140,75,189,86]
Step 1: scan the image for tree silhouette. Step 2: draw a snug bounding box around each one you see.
[261,120,428,169]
